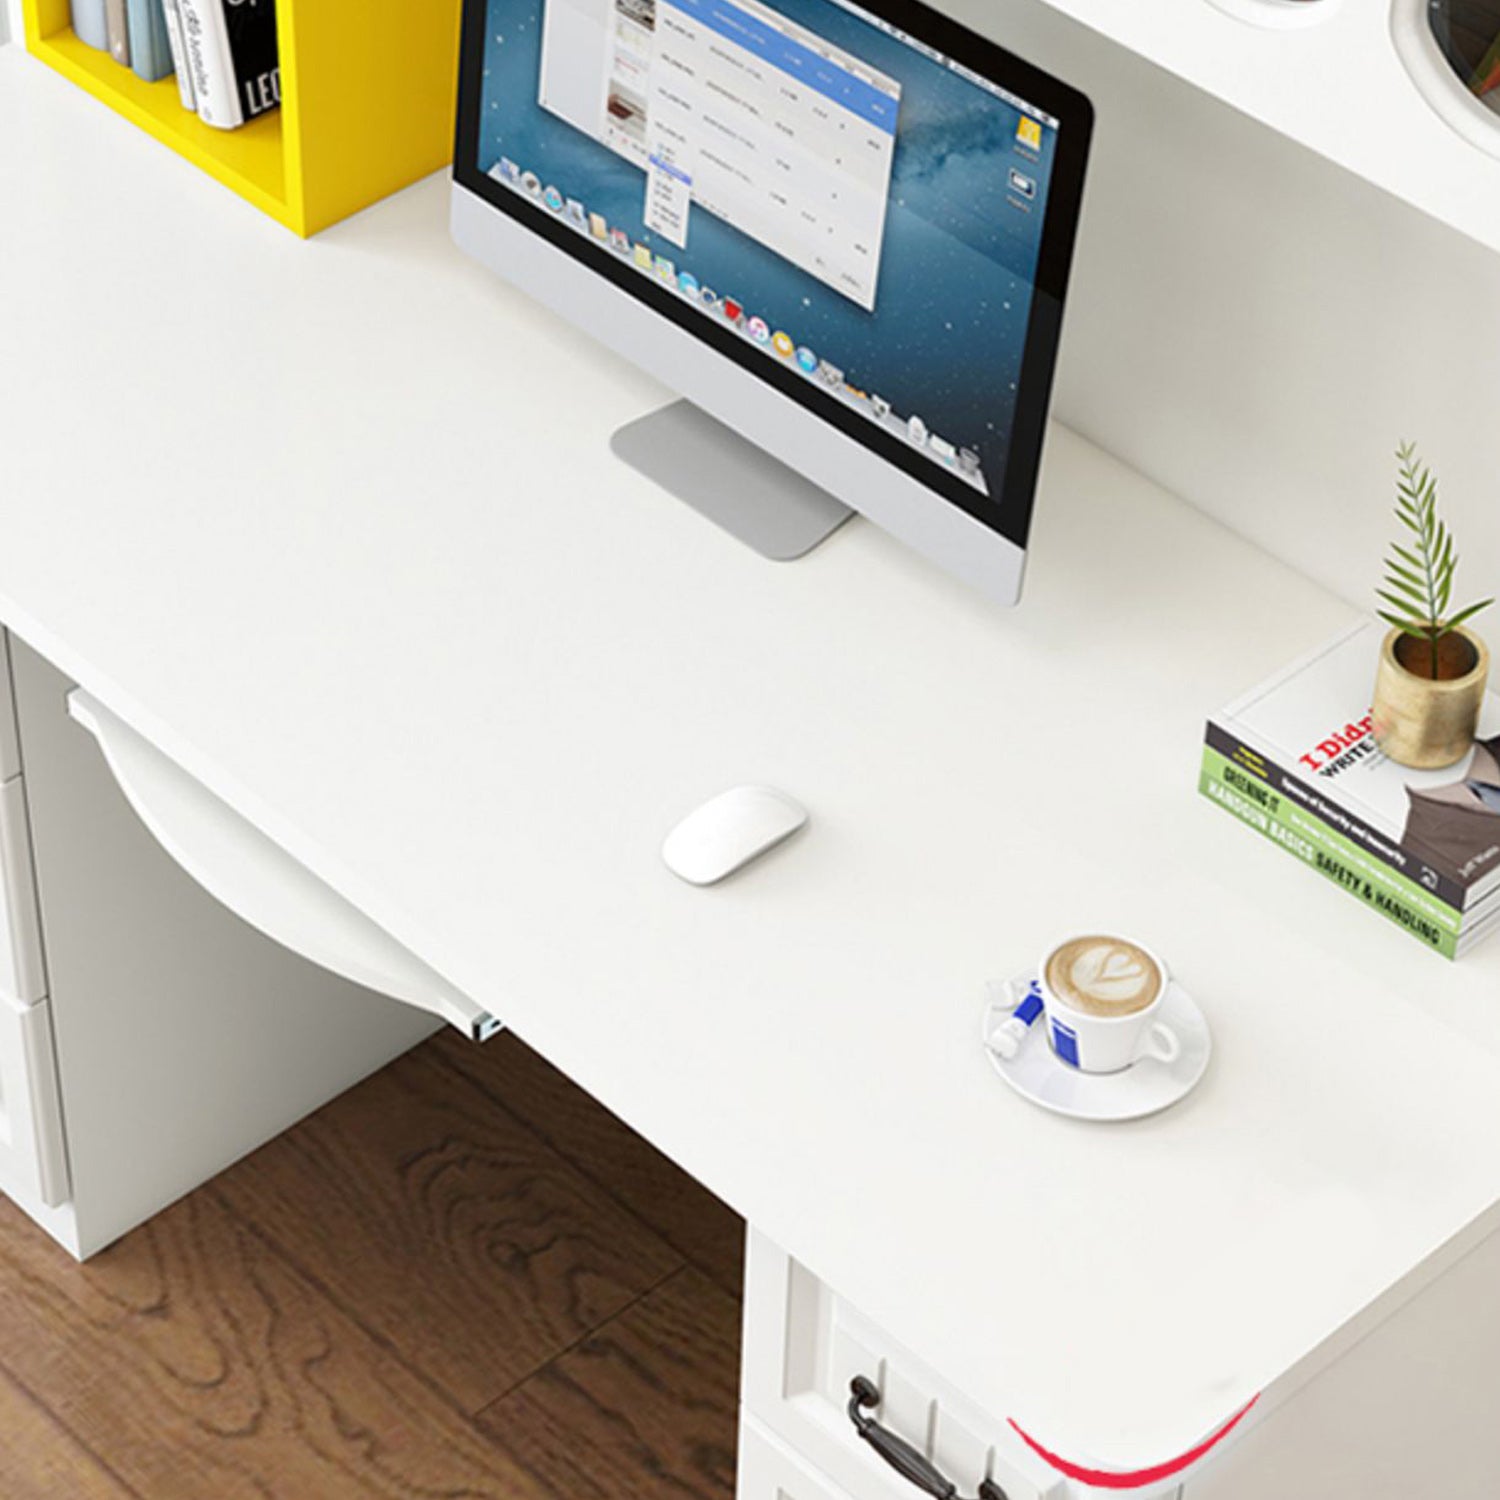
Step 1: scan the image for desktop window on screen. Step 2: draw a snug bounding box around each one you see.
[476,0,1060,504]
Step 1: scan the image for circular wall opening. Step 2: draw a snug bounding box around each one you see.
[1393,0,1500,156]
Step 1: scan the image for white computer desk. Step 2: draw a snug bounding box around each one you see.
[6,47,1500,1500]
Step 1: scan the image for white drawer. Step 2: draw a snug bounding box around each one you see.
[742,1231,1062,1500]
[0,990,70,1207]
[740,1413,858,1500]
[0,632,21,782]
[0,774,47,1004]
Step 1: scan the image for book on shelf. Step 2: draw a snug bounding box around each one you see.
[125,0,174,82]
[176,0,280,130]
[104,0,129,64]
[70,0,109,50]
[1199,619,1500,959]
[160,0,198,110]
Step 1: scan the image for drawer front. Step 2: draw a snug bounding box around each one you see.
[0,775,47,1004]
[0,632,21,783]
[742,1231,1060,1500]
[0,991,70,1207]
[739,1414,857,1500]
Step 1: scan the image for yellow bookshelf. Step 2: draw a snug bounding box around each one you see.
[21,0,463,235]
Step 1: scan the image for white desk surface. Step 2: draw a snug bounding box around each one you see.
[8,50,1500,1474]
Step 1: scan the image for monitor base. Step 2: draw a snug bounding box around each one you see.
[611,400,854,561]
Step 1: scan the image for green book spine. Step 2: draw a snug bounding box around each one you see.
[1199,738,1461,960]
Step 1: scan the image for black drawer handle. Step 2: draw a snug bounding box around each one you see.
[847,1376,1009,1500]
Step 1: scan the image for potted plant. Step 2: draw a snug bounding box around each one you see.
[1372,442,1493,769]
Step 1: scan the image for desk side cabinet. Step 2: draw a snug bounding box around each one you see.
[742,1227,1500,1500]
[0,631,439,1258]
[0,637,67,1214]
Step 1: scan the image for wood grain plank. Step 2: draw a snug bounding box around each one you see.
[0,1357,134,1500]
[213,1043,683,1412]
[430,1031,746,1297]
[0,1193,553,1500]
[476,1267,741,1500]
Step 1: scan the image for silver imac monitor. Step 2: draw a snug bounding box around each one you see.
[451,0,1092,604]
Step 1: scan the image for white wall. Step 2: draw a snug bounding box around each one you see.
[945,0,1500,614]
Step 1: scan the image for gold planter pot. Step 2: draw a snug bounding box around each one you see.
[1372,626,1490,770]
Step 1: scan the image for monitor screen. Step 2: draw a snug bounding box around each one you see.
[454,0,1090,552]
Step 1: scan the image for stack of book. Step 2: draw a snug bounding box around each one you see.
[1200,620,1500,959]
[69,0,279,130]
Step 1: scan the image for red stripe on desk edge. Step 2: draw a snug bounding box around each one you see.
[1007,1396,1259,1490]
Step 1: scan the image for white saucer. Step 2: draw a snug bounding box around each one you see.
[982,973,1211,1122]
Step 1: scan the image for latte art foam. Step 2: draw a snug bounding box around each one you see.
[1045,936,1163,1017]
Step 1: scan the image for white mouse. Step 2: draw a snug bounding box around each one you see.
[661,785,809,886]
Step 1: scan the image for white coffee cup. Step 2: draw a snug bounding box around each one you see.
[1037,934,1181,1075]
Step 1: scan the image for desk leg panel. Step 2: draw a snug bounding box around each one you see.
[6,635,438,1258]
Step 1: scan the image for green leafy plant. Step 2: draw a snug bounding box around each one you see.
[1377,441,1493,679]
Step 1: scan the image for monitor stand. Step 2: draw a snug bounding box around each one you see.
[611,400,854,560]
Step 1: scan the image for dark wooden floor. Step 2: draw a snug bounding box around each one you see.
[0,1030,747,1499]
